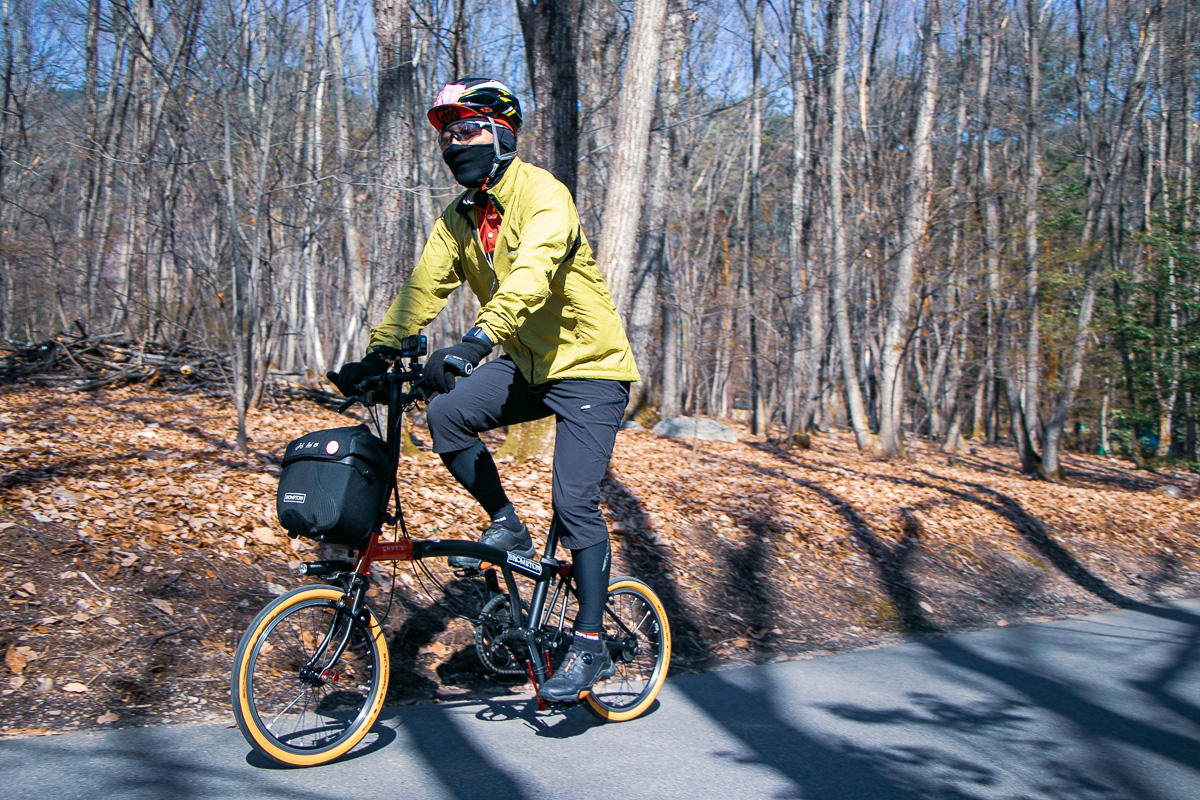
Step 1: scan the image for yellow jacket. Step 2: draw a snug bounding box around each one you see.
[369,157,640,385]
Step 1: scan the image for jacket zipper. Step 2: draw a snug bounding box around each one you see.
[475,195,539,382]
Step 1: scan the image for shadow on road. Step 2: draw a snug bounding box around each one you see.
[675,668,985,799]
[672,601,1200,799]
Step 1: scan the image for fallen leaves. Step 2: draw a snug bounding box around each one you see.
[249,527,278,545]
[2,383,1199,737]
[418,642,452,659]
[149,599,174,616]
[5,645,36,675]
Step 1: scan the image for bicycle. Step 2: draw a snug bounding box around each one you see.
[229,336,672,767]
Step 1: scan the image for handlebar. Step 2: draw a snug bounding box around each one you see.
[336,368,425,414]
[333,335,477,417]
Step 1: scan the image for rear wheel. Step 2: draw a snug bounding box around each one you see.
[230,585,389,766]
[585,577,671,722]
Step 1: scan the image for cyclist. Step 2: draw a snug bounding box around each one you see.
[330,78,639,703]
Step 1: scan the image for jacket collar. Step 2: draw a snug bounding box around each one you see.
[455,155,522,219]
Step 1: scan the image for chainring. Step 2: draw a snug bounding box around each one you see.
[473,594,526,675]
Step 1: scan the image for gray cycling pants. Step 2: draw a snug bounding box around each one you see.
[425,356,630,551]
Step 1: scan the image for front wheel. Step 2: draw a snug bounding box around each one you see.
[230,585,389,767]
[585,577,671,722]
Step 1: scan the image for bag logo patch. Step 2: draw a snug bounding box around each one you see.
[282,492,307,504]
[325,440,340,455]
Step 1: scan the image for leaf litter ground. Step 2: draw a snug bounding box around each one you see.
[2,384,1198,738]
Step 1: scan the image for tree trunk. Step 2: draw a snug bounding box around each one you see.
[503,0,588,459]
[829,0,879,454]
[322,0,369,366]
[304,46,328,373]
[594,0,668,317]
[785,0,817,442]
[516,0,582,193]
[630,0,687,417]
[877,0,941,459]
[742,0,767,435]
[221,93,250,452]
[1021,0,1044,446]
[375,0,418,286]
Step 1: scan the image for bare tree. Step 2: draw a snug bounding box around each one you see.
[321,0,371,368]
[829,0,879,454]
[1040,0,1164,479]
[876,0,941,459]
[595,0,668,316]
[375,0,419,288]
[784,0,820,443]
[516,0,583,192]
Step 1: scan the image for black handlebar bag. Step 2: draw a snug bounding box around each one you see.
[276,425,392,547]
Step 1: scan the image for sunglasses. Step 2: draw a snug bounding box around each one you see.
[438,120,490,149]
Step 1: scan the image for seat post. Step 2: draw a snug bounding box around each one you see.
[542,517,561,560]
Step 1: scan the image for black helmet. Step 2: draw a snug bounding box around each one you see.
[428,78,523,134]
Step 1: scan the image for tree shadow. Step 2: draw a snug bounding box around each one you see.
[1053,454,1170,493]
[676,597,1200,799]
[751,438,1183,496]
[111,405,239,453]
[382,572,501,704]
[912,472,1138,608]
[601,471,713,667]
[382,702,533,799]
[708,450,940,635]
[0,454,131,491]
[602,468,810,666]
[1127,603,1200,729]
[674,667,996,800]
[821,690,1036,734]
[721,518,782,660]
[747,440,1142,615]
[0,726,367,798]
[922,631,1200,789]
[468,693,607,739]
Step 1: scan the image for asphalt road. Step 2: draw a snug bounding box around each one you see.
[3,598,1200,799]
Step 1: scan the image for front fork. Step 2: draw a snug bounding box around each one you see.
[300,575,370,686]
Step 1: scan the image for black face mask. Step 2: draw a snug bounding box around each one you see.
[442,143,509,189]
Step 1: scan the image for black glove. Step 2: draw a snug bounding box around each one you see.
[327,352,388,397]
[422,334,492,395]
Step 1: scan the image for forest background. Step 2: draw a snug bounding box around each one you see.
[1,0,1198,478]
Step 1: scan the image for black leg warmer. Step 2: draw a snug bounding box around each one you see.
[439,440,510,517]
[572,539,611,635]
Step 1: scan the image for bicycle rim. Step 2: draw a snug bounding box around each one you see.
[585,577,671,722]
[231,586,389,766]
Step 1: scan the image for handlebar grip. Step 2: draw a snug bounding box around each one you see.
[443,355,474,377]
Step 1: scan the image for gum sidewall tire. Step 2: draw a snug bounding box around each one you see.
[230,585,390,766]
[585,577,671,722]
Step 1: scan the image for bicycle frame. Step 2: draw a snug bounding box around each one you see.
[317,358,579,698]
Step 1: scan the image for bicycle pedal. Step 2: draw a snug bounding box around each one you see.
[452,567,482,578]
[540,698,582,710]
